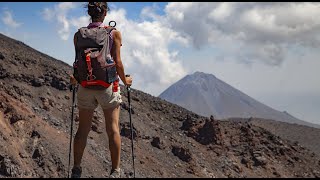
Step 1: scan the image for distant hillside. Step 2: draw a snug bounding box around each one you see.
[159,71,320,129]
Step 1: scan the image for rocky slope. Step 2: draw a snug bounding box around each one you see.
[1,33,320,178]
[248,118,320,157]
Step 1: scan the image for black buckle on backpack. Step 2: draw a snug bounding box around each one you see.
[87,74,96,81]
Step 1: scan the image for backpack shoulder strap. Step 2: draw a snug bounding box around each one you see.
[104,26,116,34]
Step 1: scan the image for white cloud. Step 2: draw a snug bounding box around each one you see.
[140,3,162,21]
[208,2,234,22]
[57,2,74,11]
[1,10,22,28]
[57,15,70,41]
[70,16,90,29]
[164,2,320,66]
[41,2,81,41]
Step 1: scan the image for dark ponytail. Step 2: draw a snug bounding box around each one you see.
[87,2,109,21]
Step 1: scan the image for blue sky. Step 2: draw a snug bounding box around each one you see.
[1,2,320,125]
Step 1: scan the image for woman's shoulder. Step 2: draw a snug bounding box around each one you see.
[74,29,81,36]
[111,29,121,38]
[107,26,119,33]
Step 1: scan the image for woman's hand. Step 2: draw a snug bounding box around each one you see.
[124,76,132,86]
[70,74,77,85]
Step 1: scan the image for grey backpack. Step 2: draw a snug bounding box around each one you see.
[73,26,118,90]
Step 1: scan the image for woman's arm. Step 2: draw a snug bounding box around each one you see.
[112,30,132,86]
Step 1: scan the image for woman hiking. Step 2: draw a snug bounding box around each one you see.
[69,2,132,178]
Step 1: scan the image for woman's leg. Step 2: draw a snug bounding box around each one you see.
[73,108,94,168]
[103,105,121,170]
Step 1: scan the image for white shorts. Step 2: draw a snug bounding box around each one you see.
[77,84,122,110]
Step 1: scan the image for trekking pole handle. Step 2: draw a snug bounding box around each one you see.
[125,74,131,89]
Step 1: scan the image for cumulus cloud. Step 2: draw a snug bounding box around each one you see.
[104,8,188,94]
[209,2,235,23]
[164,2,320,66]
[140,3,162,21]
[1,10,22,28]
[70,16,90,29]
[41,2,82,40]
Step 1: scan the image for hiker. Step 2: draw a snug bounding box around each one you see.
[69,2,132,178]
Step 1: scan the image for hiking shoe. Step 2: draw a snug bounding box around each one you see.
[109,168,121,178]
[71,166,82,178]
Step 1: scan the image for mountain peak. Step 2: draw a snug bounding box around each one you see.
[192,71,216,79]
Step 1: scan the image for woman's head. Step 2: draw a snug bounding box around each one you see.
[87,2,109,22]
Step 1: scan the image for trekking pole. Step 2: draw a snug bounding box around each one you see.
[126,74,135,178]
[67,84,77,178]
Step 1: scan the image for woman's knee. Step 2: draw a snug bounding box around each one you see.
[77,122,93,136]
[106,125,120,137]
[75,130,89,141]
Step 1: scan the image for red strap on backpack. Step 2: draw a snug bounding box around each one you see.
[86,53,94,81]
[81,80,111,88]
